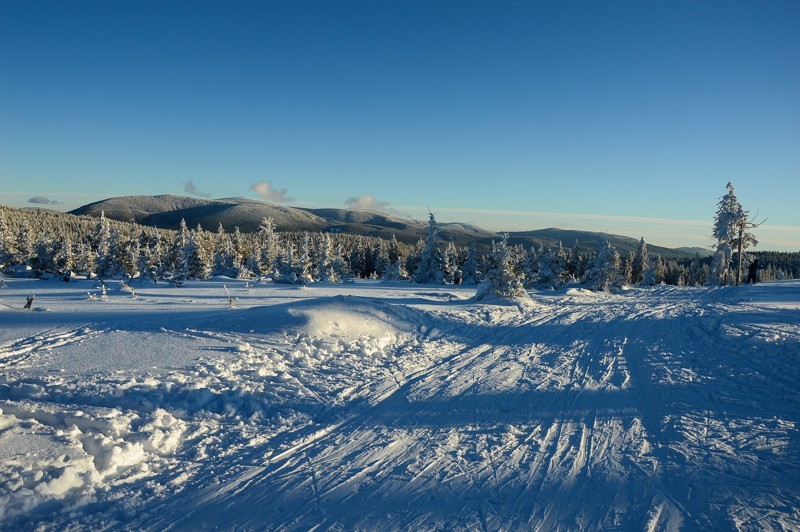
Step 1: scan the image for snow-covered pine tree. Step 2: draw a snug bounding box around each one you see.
[169,219,192,281]
[294,233,315,284]
[212,223,234,276]
[414,212,444,284]
[53,233,74,278]
[273,245,296,284]
[622,251,634,285]
[92,211,118,279]
[475,234,527,300]
[258,217,278,277]
[631,237,649,285]
[641,255,665,286]
[461,243,481,285]
[372,240,391,279]
[32,233,55,277]
[186,225,212,280]
[317,233,343,283]
[582,234,621,291]
[520,246,538,288]
[383,257,408,281]
[231,226,252,279]
[442,241,459,284]
[537,245,566,290]
[710,182,756,285]
[120,238,141,280]
[0,208,18,268]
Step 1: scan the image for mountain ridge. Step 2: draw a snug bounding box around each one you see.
[69,195,711,258]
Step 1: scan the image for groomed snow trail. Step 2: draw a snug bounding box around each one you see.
[1,280,799,530]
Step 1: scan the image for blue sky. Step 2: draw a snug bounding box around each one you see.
[1,1,799,250]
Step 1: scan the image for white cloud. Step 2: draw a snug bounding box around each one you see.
[250,180,294,203]
[344,195,408,217]
[183,180,210,198]
[344,195,390,211]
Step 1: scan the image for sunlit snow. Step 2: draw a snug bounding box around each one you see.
[1,278,799,529]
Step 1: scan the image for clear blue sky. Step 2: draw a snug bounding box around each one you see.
[1,1,799,250]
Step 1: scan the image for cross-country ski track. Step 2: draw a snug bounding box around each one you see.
[1,278,798,530]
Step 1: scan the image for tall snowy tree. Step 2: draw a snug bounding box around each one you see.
[92,211,117,279]
[258,217,278,276]
[170,219,192,280]
[442,241,459,284]
[710,182,757,285]
[317,233,344,283]
[414,212,444,284]
[631,237,649,285]
[461,243,482,285]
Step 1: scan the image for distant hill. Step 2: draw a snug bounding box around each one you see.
[70,195,704,258]
[70,195,499,247]
[504,229,704,259]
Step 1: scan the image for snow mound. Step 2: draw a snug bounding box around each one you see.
[290,297,409,341]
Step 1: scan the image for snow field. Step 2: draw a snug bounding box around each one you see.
[1,278,799,529]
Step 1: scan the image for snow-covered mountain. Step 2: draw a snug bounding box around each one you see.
[71,194,706,257]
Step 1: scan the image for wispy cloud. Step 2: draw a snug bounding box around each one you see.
[250,180,294,203]
[344,195,407,217]
[28,196,62,205]
[183,180,210,198]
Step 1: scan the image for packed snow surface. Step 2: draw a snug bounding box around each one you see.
[1,278,799,530]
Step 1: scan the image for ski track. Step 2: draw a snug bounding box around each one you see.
[1,281,798,530]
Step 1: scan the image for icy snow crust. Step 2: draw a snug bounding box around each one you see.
[1,278,799,530]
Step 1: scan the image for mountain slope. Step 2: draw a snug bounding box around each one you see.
[70,195,703,257]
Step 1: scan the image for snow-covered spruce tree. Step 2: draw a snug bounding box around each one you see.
[383,257,408,281]
[317,233,344,283]
[0,208,18,268]
[623,251,635,285]
[186,226,212,280]
[230,226,252,279]
[710,182,757,285]
[520,246,538,288]
[582,234,621,291]
[120,238,141,280]
[31,233,55,277]
[212,223,234,276]
[631,237,649,285]
[372,240,391,279]
[258,217,278,277]
[414,212,444,284]
[475,234,527,300]
[442,241,459,284]
[404,238,424,280]
[53,233,74,277]
[461,243,481,285]
[141,234,166,282]
[169,219,192,281]
[641,255,665,286]
[295,233,315,283]
[566,240,588,281]
[92,211,118,279]
[537,244,566,289]
[274,237,313,285]
[15,218,35,267]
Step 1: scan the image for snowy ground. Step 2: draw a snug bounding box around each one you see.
[1,277,799,530]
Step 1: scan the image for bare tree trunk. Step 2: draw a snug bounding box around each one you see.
[736,222,744,286]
